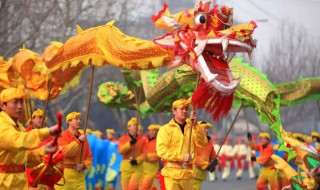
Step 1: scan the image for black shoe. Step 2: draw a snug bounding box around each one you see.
[223,179,227,182]
[237,177,241,180]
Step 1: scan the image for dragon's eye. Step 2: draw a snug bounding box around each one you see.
[194,13,206,25]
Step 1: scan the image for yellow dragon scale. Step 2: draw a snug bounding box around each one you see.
[46,22,173,71]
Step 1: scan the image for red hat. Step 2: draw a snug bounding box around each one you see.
[211,136,218,141]
[225,137,230,142]
[252,135,257,140]
[235,137,243,143]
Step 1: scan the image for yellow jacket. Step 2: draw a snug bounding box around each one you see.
[0,111,51,190]
[156,119,207,179]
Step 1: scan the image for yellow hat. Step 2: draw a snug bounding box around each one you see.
[311,132,319,137]
[259,132,270,139]
[197,121,213,128]
[148,124,161,130]
[127,117,137,127]
[138,124,143,131]
[92,130,103,136]
[86,128,92,134]
[306,136,312,143]
[0,87,26,103]
[32,109,44,118]
[293,133,301,138]
[66,112,81,123]
[172,98,191,109]
[106,129,115,134]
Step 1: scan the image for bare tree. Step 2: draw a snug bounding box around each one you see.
[260,21,320,133]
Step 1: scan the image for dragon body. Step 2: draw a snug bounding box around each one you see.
[97,59,320,189]
[1,0,256,121]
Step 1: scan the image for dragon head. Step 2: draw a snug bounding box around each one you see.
[152,0,256,96]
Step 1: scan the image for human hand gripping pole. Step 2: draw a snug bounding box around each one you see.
[207,158,218,173]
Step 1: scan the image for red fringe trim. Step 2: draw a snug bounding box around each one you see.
[156,172,166,190]
[192,80,234,121]
[151,3,168,22]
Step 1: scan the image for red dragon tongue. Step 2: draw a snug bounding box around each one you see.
[203,52,229,70]
[212,58,229,70]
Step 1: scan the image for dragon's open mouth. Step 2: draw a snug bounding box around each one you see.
[195,38,253,95]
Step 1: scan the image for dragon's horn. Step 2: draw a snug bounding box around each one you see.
[194,0,216,13]
[76,25,83,34]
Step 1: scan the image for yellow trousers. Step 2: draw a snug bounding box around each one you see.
[256,167,279,190]
[192,179,203,190]
[141,173,158,190]
[54,168,86,190]
[164,177,193,190]
[121,170,141,190]
[55,180,85,190]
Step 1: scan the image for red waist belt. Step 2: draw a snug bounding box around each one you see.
[63,164,77,170]
[0,164,25,173]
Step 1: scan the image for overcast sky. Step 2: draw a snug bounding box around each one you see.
[217,0,320,59]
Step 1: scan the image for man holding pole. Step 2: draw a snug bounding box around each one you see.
[56,112,92,190]
[118,117,146,190]
[248,132,279,190]
[193,121,218,190]
[25,108,46,131]
[0,87,59,189]
[156,98,207,190]
[141,124,161,190]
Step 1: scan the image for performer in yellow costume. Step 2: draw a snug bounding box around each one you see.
[248,132,279,190]
[193,121,217,190]
[0,88,58,190]
[25,108,46,131]
[156,99,207,190]
[118,117,147,190]
[141,124,161,190]
[55,112,93,190]
[106,129,117,142]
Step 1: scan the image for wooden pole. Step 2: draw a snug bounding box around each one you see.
[117,108,126,134]
[41,79,53,128]
[182,73,200,168]
[83,66,95,133]
[216,102,244,157]
[187,73,201,155]
[79,66,95,164]
[243,107,250,133]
